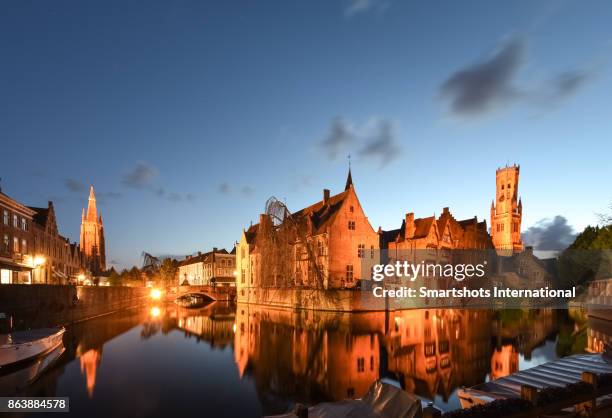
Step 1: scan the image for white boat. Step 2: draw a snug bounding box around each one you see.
[0,327,65,368]
[0,343,65,395]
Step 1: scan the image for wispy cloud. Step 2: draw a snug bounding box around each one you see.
[121,161,158,189]
[121,161,193,202]
[440,37,592,117]
[217,182,255,198]
[358,119,400,167]
[64,178,86,193]
[522,215,576,252]
[241,186,255,196]
[320,117,401,168]
[218,182,231,194]
[440,38,523,116]
[321,117,355,160]
[344,0,389,17]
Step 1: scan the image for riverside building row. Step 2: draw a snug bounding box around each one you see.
[235,166,526,294]
[0,185,106,284]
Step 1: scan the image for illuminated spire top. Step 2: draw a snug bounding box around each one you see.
[86,186,98,221]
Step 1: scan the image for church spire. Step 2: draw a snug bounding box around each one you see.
[345,168,353,190]
[344,155,353,191]
[86,186,98,221]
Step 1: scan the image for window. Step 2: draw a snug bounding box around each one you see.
[357,357,365,372]
[2,235,8,253]
[317,240,324,256]
[3,210,8,225]
[358,244,365,258]
[241,269,246,284]
[370,245,375,259]
[501,184,504,190]
[349,206,354,213]
[346,264,353,281]
[13,237,19,253]
[348,220,355,230]
[21,239,27,254]
[21,218,27,231]
[13,214,18,228]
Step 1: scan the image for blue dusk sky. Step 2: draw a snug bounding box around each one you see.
[1,1,611,269]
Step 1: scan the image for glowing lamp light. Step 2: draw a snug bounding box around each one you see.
[33,256,46,267]
[233,270,237,276]
[233,323,237,334]
[150,306,161,318]
[150,288,162,300]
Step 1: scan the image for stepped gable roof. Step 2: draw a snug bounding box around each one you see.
[28,206,50,227]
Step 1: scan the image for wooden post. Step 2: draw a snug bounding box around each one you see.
[521,384,539,405]
[579,371,598,417]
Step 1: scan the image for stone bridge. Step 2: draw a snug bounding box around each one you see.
[175,285,236,302]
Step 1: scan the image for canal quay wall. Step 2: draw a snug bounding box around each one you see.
[0,284,149,328]
[237,287,400,312]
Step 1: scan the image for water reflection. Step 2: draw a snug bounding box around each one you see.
[3,303,606,418]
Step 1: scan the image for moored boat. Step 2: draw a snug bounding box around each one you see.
[0,327,65,369]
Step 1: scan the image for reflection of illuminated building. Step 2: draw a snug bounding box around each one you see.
[386,309,492,401]
[79,348,102,397]
[177,312,235,348]
[490,345,519,380]
[234,304,381,409]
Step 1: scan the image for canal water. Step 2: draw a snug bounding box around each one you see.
[3,302,608,418]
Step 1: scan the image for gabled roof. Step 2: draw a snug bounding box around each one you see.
[28,206,50,227]
[292,189,350,235]
[413,216,436,239]
[178,248,232,267]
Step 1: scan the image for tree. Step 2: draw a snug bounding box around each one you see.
[158,258,178,287]
[108,270,122,286]
[597,202,612,226]
[557,224,612,288]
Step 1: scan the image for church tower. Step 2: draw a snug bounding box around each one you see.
[80,186,106,273]
[490,165,523,253]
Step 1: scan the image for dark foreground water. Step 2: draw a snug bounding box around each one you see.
[3,302,610,418]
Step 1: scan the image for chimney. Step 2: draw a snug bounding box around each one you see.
[259,213,271,229]
[213,247,218,252]
[405,213,415,239]
[197,251,202,256]
[525,246,533,255]
[323,189,330,204]
[443,207,450,214]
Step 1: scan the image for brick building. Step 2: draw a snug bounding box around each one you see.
[0,188,86,284]
[236,170,380,291]
[178,247,236,286]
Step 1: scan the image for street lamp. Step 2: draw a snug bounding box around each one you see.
[33,256,46,267]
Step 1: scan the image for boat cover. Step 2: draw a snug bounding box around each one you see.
[267,380,422,418]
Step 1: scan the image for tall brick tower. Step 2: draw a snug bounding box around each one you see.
[490,165,523,253]
[80,186,106,273]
